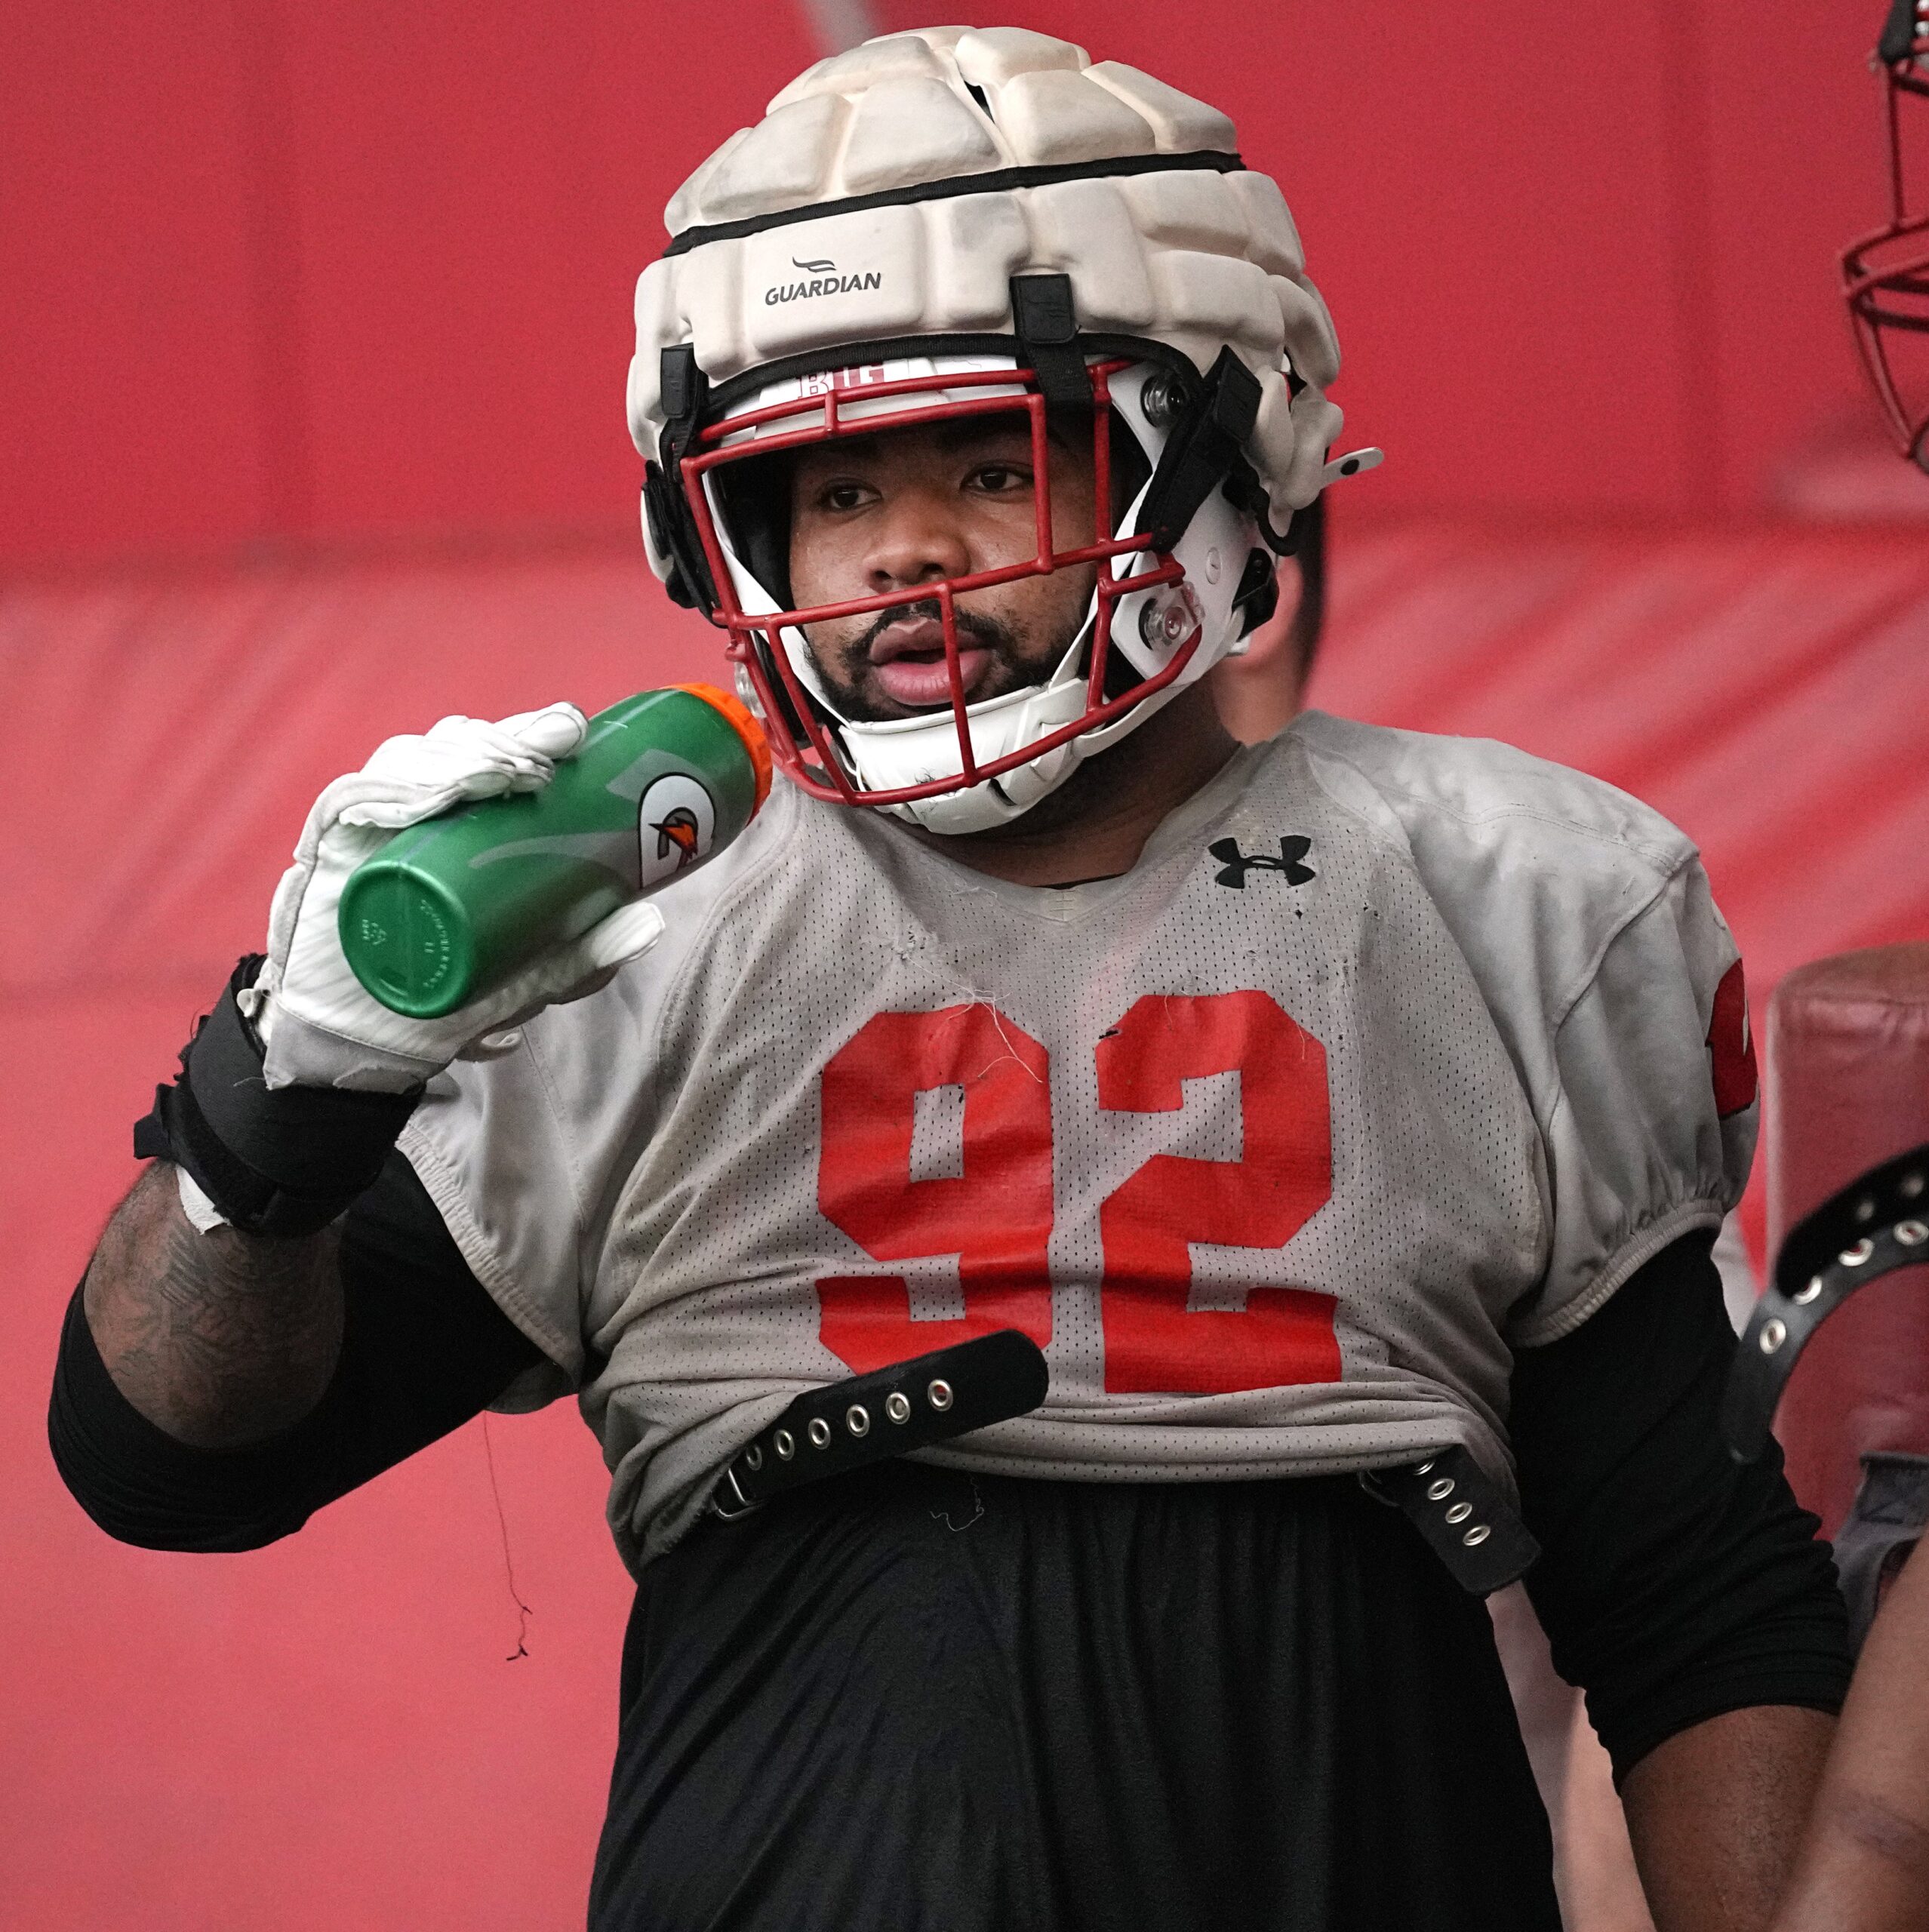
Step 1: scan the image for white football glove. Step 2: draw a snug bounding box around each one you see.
[248,703,666,1092]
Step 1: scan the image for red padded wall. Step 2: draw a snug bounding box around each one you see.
[1,1,1897,565]
[2,6,271,556]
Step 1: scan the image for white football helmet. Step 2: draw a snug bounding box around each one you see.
[628,25,1379,832]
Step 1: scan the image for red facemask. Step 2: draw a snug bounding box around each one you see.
[678,358,1199,811]
[1844,2,1929,469]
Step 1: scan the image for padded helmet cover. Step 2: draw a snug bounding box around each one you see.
[629,26,1343,552]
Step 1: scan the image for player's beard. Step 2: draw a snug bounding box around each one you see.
[800,595,1077,724]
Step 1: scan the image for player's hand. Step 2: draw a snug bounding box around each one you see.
[248,704,666,1092]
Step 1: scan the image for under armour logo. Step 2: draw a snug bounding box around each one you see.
[1209,835,1315,889]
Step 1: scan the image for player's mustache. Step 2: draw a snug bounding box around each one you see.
[850,597,1019,658]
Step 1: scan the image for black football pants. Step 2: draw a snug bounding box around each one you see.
[588,1464,1560,1932]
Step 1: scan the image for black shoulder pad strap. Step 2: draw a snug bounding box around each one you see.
[1010,273,1091,409]
[134,957,420,1239]
[1724,1140,1929,1462]
[707,1329,1049,1518]
[1134,346,1262,554]
[1358,1444,1541,1596]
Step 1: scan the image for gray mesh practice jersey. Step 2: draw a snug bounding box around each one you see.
[400,712,1757,1573]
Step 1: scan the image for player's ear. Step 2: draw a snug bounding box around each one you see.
[1209,556,1307,745]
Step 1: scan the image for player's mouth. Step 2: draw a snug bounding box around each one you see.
[866,612,995,709]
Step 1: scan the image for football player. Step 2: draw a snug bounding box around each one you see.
[56,28,1851,1931]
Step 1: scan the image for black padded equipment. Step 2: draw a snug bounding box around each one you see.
[133,956,420,1238]
[1724,1140,1929,1462]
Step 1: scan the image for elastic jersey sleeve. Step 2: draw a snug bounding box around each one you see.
[1513,858,1758,1345]
[48,1152,544,1552]
[1512,1228,1851,1784]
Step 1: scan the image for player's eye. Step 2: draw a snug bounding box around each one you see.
[811,478,875,514]
[967,461,1032,496]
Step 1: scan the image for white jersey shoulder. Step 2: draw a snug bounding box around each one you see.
[1291,712,1753,1342]
[1293,709,1697,1013]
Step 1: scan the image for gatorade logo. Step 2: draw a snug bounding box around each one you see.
[652,806,702,868]
[636,774,717,891]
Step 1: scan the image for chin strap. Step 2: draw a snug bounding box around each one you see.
[1135,346,1263,555]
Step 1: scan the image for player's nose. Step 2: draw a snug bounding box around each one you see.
[864,482,972,593]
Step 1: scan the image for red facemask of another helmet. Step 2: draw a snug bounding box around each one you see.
[1844,0,1929,469]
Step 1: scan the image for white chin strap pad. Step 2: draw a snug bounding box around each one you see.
[840,675,1090,833]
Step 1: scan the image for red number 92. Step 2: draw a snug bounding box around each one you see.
[816,992,1340,1395]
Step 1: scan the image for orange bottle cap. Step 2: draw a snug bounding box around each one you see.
[675,681,773,813]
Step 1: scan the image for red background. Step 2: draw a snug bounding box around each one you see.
[6,5,1927,1928]
[0,0,1900,571]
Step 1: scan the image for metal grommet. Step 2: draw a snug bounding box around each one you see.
[774,1429,795,1460]
[885,1392,911,1424]
[1856,1196,1878,1223]
[1462,1524,1491,1547]
[1759,1318,1787,1353]
[1792,1276,1823,1305]
[1140,370,1188,429]
[1897,1220,1928,1247]
[1902,1171,1925,1201]
[1840,1238,1875,1266]
[1413,1460,1435,1475]
[1445,1501,1472,1525]
[928,1379,954,1412]
[1426,1478,1455,1503]
[808,1417,832,1448]
[846,1404,870,1438]
[744,1444,763,1472]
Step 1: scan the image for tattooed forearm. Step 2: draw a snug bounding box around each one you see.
[83,1163,346,1448]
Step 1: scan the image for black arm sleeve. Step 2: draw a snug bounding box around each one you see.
[48,1152,546,1552]
[1512,1227,1852,1784]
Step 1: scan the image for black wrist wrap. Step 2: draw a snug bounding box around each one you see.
[133,956,423,1238]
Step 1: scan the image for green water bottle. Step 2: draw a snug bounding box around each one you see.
[338,683,771,1018]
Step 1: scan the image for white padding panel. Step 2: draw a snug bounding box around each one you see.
[1150,251,1280,355]
[1282,387,1344,506]
[627,262,681,459]
[768,34,946,112]
[843,77,1002,194]
[996,68,1154,166]
[1028,179,1156,328]
[1085,63,1237,152]
[1230,173,1306,278]
[702,94,844,221]
[954,26,1088,88]
[665,126,749,236]
[1272,275,1341,386]
[676,241,746,376]
[1118,169,1251,253]
[927,192,1032,329]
